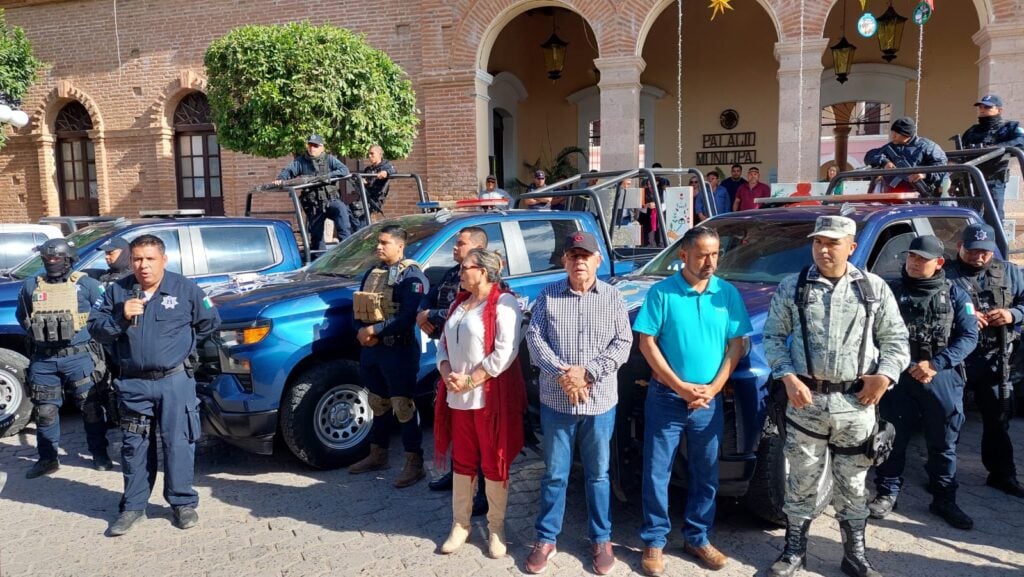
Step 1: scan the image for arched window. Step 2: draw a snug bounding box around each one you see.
[174,92,223,216]
[55,102,99,216]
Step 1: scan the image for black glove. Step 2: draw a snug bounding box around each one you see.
[998,384,1015,422]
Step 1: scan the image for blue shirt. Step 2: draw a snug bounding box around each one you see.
[87,271,220,373]
[694,185,731,218]
[633,273,752,385]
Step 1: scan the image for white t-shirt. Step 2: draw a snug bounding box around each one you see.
[436,292,522,410]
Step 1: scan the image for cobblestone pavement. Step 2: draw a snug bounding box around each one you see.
[1,410,1022,577]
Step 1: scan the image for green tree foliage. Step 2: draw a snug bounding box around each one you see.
[0,8,44,147]
[204,22,419,159]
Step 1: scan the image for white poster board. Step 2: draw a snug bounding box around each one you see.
[663,186,693,241]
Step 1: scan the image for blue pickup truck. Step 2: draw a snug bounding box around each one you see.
[197,198,655,469]
[0,215,304,437]
[605,187,1006,524]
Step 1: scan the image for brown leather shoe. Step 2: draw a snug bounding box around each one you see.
[393,452,425,488]
[348,444,389,474]
[683,542,728,570]
[641,546,665,576]
[591,541,615,575]
[525,542,557,574]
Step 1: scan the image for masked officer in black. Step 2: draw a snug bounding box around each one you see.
[870,236,978,529]
[961,94,1024,220]
[351,144,397,230]
[865,117,948,195]
[88,234,220,536]
[98,237,133,285]
[348,225,429,488]
[946,223,1024,498]
[275,134,353,250]
[16,238,110,478]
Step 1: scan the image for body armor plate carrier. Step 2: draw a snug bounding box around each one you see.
[353,259,419,323]
[29,272,90,344]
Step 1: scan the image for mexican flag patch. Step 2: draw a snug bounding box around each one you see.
[203,296,215,309]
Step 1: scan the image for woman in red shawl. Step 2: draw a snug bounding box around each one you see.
[434,248,525,558]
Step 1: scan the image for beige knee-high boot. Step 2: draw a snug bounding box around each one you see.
[485,479,509,558]
[440,473,474,554]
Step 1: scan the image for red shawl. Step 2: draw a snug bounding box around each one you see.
[433,283,526,482]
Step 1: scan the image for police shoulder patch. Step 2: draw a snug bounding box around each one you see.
[203,296,214,309]
[412,282,425,294]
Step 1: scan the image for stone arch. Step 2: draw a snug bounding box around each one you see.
[30,81,104,136]
[815,0,993,37]
[460,0,614,72]
[637,0,782,56]
[149,69,208,130]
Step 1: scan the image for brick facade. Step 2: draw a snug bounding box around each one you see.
[1,0,1021,223]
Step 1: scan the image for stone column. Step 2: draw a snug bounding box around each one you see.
[833,124,852,171]
[594,56,645,171]
[974,22,1024,114]
[774,39,829,183]
[418,69,481,199]
[474,70,493,189]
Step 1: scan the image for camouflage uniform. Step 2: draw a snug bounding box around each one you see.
[764,264,910,521]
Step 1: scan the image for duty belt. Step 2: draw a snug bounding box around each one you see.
[34,343,92,358]
[381,335,414,347]
[799,376,860,394]
[121,364,184,380]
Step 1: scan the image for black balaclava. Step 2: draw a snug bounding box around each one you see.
[979,114,1003,129]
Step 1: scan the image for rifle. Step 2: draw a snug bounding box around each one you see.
[995,324,1015,422]
[880,144,934,196]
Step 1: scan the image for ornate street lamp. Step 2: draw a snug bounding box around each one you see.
[540,15,568,81]
[876,2,907,63]
[0,92,30,128]
[830,0,857,84]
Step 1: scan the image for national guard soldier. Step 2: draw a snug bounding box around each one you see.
[763,215,909,577]
[348,225,429,488]
[88,235,220,536]
[16,238,110,478]
[961,94,1024,220]
[945,223,1024,498]
[275,133,353,249]
[869,236,978,530]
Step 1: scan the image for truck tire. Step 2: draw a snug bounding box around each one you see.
[280,360,372,469]
[0,349,32,438]
[743,422,834,526]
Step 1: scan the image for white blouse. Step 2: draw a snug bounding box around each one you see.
[436,292,522,410]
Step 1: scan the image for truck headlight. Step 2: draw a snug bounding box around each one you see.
[216,321,272,347]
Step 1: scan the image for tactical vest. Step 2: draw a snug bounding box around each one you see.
[959,260,1015,347]
[353,259,420,323]
[29,272,90,344]
[890,278,954,362]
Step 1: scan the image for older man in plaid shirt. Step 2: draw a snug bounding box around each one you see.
[524,231,633,575]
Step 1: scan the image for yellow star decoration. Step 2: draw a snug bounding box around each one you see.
[708,0,734,21]
[860,0,869,10]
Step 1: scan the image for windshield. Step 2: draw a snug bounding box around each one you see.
[307,215,446,278]
[639,219,817,284]
[8,222,124,280]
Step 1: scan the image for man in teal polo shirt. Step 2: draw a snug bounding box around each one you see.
[633,226,751,575]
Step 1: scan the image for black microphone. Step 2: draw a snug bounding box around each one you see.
[131,284,144,327]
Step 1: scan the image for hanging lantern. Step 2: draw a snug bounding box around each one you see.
[540,27,568,80]
[831,36,857,84]
[876,3,907,62]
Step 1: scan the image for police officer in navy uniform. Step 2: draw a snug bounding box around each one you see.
[98,237,133,285]
[417,226,488,501]
[864,117,948,195]
[88,234,220,536]
[946,223,1024,498]
[869,235,978,529]
[275,134,353,249]
[16,238,110,478]
[348,225,429,488]
[352,144,397,229]
[961,94,1024,220]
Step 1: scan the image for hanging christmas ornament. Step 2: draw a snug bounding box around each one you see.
[857,12,878,37]
[708,0,734,21]
[913,1,934,25]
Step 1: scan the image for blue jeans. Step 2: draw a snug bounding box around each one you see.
[535,404,616,545]
[640,381,723,548]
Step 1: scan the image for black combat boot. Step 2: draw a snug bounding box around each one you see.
[839,519,882,577]
[769,518,812,577]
